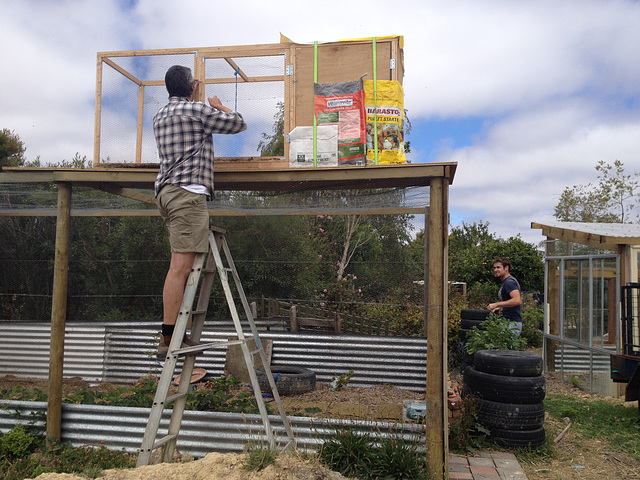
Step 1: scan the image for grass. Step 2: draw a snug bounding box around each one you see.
[544,394,640,460]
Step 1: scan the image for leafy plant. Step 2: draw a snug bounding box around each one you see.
[448,395,490,453]
[1,424,38,459]
[330,370,354,391]
[465,314,527,354]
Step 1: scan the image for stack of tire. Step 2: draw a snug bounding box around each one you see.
[463,349,546,449]
[457,309,491,369]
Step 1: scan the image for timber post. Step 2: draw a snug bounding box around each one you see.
[425,178,449,479]
[46,183,71,448]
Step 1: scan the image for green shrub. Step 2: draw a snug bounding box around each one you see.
[319,429,430,479]
[367,436,428,480]
[465,315,526,354]
[319,429,373,478]
[521,303,544,348]
[1,424,38,459]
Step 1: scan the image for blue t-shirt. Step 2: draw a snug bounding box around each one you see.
[499,275,522,322]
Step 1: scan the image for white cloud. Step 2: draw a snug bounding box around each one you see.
[0,0,639,246]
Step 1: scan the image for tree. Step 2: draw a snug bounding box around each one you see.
[408,221,544,295]
[257,102,285,156]
[0,129,26,168]
[554,160,639,223]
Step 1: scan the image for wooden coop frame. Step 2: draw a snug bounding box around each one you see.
[94,36,403,167]
[1,37,458,480]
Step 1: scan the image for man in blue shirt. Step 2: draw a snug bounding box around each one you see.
[487,257,523,335]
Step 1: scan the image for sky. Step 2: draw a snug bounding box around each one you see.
[1,0,639,246]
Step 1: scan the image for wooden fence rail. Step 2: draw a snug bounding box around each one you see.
[257,298,401,336]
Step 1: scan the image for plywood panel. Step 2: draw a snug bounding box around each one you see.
[292,38,402,127]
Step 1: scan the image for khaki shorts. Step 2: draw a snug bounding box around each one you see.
[157,185,210,253]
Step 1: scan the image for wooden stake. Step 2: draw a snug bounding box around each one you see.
[46,183,71,449]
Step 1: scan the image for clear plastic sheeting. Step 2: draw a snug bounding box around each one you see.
[0,183,429,215]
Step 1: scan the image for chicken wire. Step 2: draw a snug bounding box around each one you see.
[97,49,286,164]
[0,183,430,215]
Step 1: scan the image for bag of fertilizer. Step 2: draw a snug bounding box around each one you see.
[364,79,406,164]
[314,78,366,166]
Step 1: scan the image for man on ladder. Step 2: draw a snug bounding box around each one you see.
[153,65,247,359]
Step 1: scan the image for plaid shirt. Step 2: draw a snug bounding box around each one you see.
[153,97,247,197]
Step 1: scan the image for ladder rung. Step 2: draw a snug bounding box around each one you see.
[191,309,207,315]
[173,339,245,356]
[166,392,188,403]
[152,434,178,450]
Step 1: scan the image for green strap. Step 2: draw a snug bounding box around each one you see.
[372,37,379,165]
[313,41,318,167]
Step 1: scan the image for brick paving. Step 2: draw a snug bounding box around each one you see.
[449,451,528,480]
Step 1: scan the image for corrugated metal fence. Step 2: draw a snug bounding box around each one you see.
[1,322,428,391]
[0,400,426,456]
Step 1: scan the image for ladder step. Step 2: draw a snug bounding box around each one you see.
[172,339,245,356]
[166,392,188,403]
[153,434,179,451]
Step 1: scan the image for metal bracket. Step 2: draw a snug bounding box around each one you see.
[390,59,396,70]
[286,65,293,76]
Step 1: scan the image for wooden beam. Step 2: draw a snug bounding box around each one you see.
[425,177,449,479]
[531,222,640,249]
[92,185,157,205]
[46,183,71,448]
[103,58,143,86]
[136,85,144,164]
[0,163,458,191]
[93,56,103,168]
[224,57,249,82]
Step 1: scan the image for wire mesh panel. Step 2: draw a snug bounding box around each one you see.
[95,47,287,165]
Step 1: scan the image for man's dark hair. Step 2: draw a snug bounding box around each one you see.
[493,257,511,271]
[165,65,193,98]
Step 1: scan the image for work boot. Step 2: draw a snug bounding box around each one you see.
[156,335,203,362]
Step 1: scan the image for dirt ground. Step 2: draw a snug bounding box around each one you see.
[2,374,640,479]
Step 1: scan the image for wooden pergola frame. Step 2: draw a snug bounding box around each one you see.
[0,161,456,479]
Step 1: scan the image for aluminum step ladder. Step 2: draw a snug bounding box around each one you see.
[136,226,295,466]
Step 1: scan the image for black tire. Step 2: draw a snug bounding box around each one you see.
[476,399,545,431]
[460,309,490,321]
[457,340,473,370]
[255,365,316,396]
[461,318,487,330]
[473,350,543,377]
[463,366,546,404]
[457,328,472,343]
[490,427,546,449]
